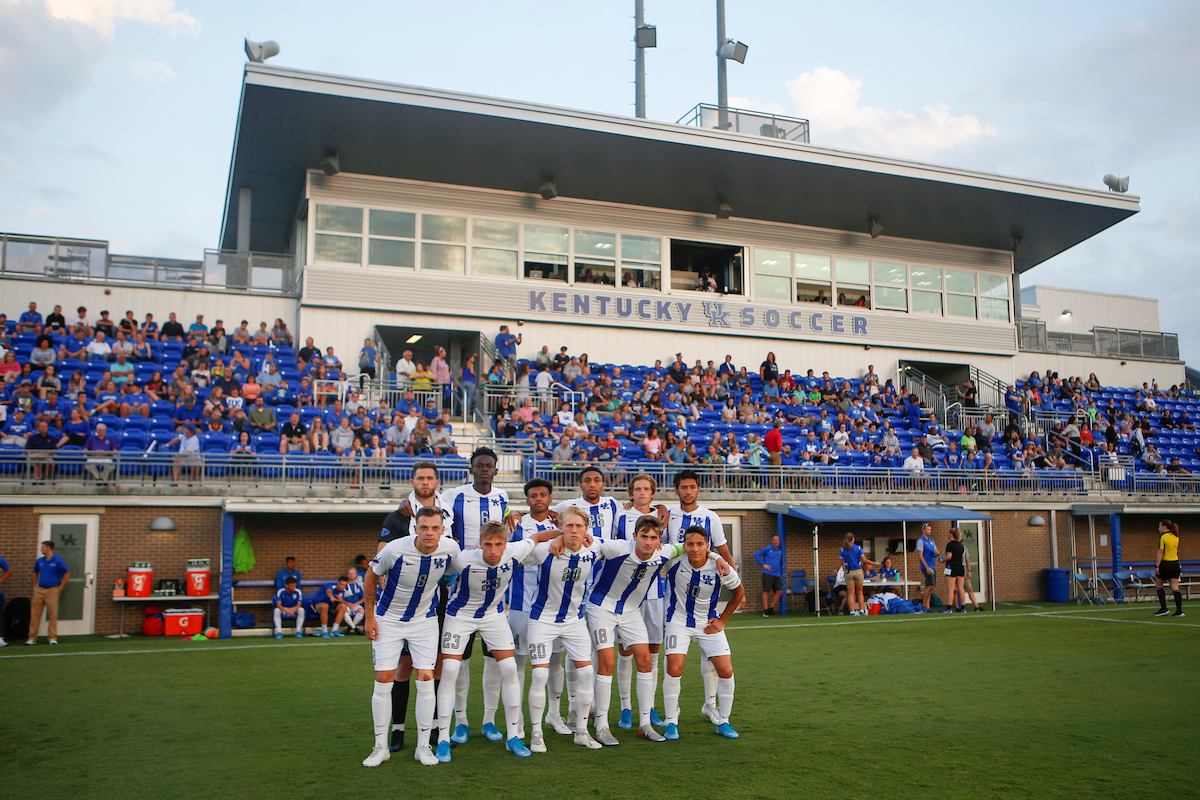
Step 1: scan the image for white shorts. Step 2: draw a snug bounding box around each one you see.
[588,605,649,650]
[640,596,665,645]
[526,616,592,666]
[508,608,529,654]
[441,613,516,656]
[664,622,731,659]
[373,616,439,672]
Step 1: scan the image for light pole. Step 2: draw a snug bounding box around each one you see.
[715,0,747,130]
[634,0,657,118]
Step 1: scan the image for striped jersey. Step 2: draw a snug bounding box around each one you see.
[666,506,728,549]
[511,514,558,613]
[525,541,602,623]
[445,539,538,619]
[342,576,364,604]
[379,491,455,542]
[614,507,666,600]
[665,554,742,628]
[588,540,683,614]
[553,496,620,541]
[444,483,509,549]
[371,535,461,622]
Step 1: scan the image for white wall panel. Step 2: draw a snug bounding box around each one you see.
[1022,285,1159,333]
[1012,352,1183,389]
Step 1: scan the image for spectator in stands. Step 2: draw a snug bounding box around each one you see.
[169,424,201,484]
[30,336,56,368]
[230,320,250,345]
[35,364,61,400]
[26,420,58,481]
[270,318,293,347]
[230,430,256,462]
[55,407,89,447]
[83,422,117,482]
[240,373,262,404]
[551,434,573,462]
[84,331,111,362]
[493,395,517,439]
[207,319,227,354]
[246,396,277,435]
[331,416,356,456]
[279,412,310,454]
[2,408,31,447]
[904,446,926,478]
[257,362,281,389]
[0,351,21,383]
[760,352,780,383]
[138,313,158,340]
[307,416,330,453]
[427,418,455,456]
[495,325,520,378]
[18,302,43,333]
[323,347,342,378]
[356,338,379,390]
[110,352,134,387]
[253,322,271,344]
[158,312,184,342]
[36,389,68,430]
[411,362,434,393]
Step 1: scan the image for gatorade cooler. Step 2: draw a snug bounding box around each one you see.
[127,566,153,598]
[186,567,211,597]
[164,608,203,636]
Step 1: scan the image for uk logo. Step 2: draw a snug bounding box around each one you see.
[702,302,731,328]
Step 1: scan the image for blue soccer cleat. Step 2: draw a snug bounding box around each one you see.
[295,631,304,638]
[435,740,452,763]
[716,722,739,739]
[506,737,532,757]
[482,722,503,742]
[664,723,679,741]
[274,632,282,639]
[649,707,664,727]
[330,629,346,637]
[617,708,633,729]
[451,724,469,744]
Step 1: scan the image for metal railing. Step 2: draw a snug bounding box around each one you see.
[480,384,586,419]
[1019,318,1181,363]
[898,362,953,422]
[676,104,811,143]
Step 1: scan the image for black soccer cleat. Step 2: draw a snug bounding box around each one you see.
[388,728,405,752]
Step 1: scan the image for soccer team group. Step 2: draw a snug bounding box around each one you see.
[361,447,744,767]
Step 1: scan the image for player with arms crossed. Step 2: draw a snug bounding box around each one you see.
[435,520,560,761]
[588,514,683,745]
[524,506,604,752]
[364,506,461,768]
[662,525,743,740]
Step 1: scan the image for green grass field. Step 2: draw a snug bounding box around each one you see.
[3,602,1197,800]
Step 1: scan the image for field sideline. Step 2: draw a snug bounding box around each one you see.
[3,602,1196,800]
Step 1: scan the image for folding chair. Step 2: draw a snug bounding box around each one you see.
[1094,572,1117,603]
[1072,572,1098,605]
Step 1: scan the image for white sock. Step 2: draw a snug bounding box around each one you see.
[528,667,549,733]
[548,654,565,718]
[455,656,471,727]
[636,670,654,727]
[649,658,659,711]
[617,653,633,711]
[320,624,327,633]
[593,673,612,731]
[663,673,681,724]
[415,679,436,744]
[497,657,521,741]
[701,657,718,709]
[272,608,282,633]
[371,681,391,748]
[482,656,501,727]
[573,665,595,734]
[512,652,527,730]
[437,659,461,742]
[563,657,576,716]
[717,675,735,724]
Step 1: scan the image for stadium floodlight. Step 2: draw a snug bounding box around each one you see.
[869,218,883,239]
[318,154,340,176]
[716,202,733,219]
[718,39,748,64]
[244,39,280,63]
[636,24,657,48]
[538,180,557,200]
[1061,309,1073,318]
[1103,174,1130,193]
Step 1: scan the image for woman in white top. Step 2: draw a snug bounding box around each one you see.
[832,423,850,450]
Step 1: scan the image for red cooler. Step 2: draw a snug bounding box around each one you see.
[164,608,204,636]
[186,567,211,597]
[127,567,153,598]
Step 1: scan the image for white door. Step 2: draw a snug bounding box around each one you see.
[37,515,99,636]
[958,520,988,602]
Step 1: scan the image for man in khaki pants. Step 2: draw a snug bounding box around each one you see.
[27,540,70,646]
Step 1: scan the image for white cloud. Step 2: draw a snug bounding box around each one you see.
[736,67,998,161]
[129,56,174,84]
[43,0,199,38]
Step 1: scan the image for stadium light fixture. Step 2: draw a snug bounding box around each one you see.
[636,24,657,49]
[244,39,280,63]
[318,153,340,176]
[538,180,557,200]
[150,516,176,531]
[716,202,733,219]
[1103,174,1130,193]
[1012,237,1027,256]
[718,39,748,64]
[405,334,423,344]
[1027,515,1046,527]
[869,218,883,239]
[1061,309,1073,318]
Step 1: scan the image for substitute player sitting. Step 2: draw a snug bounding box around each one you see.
[304,576,349,638]
[662,525,743,740]
[435,520,556,762]
[273,576,305,638]
[524,506,604,752]
[363,506,461,768]
[333,567,365,634]
[587,514,684,745]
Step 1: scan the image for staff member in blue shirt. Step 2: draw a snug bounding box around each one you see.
[274,557,301,590]
[918,523,942,611]
[754,535,785,617]
[27,540,70,645]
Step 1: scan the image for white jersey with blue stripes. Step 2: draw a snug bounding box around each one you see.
[445,539,538,620]
[443,483,509,549]
[525,541,602,623]
[588,539,683,614]
[370,536,461,622]
[666,506,728,549]
[665,554,742,628]
[512,514,558,614]
[614,507,666,600]
[553,496,620,541]
[342,576,364,604]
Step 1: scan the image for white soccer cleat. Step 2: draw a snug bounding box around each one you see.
[637,724,666,742]
[546,714,572,735]
[362,744,390,767]
[701,702,717,722]
[530,731,547,753]
[594,727,620,747]
[574,731,603,750]
[413,745,439,766]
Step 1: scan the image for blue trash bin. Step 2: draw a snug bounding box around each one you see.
[1044,568,1071,603]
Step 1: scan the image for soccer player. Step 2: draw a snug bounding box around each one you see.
[435,521,557,761]
[273,576,305,638]
[441,447,512,744]
[552,465,621,541]
[665,469,736,722]
[524,506,604,751]
[333,567,366,634]
[377,461,454,752]
[588,514,684,744]
[363,506,461,768]
[303,576,348,637]
[613,473,669,730]
[1154,518,1184,617]
[662,525,744,740]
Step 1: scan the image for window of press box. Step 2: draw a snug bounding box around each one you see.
[523,224,568,281]
[313,204,362,264]
[576,260,616,285]
[671,240,744,294]
[837,286,870,307]
[795,252,831,304]
[621,263,660,289]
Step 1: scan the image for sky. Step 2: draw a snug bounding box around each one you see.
[1,0,1197,359]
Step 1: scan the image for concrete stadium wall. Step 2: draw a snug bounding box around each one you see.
[1011,351,1183,390]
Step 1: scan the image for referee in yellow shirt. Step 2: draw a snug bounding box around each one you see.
[1154,519,1184,618]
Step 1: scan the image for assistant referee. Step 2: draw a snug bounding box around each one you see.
[1154,519,1184,618]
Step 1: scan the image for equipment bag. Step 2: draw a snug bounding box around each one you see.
[3,597,31,641]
